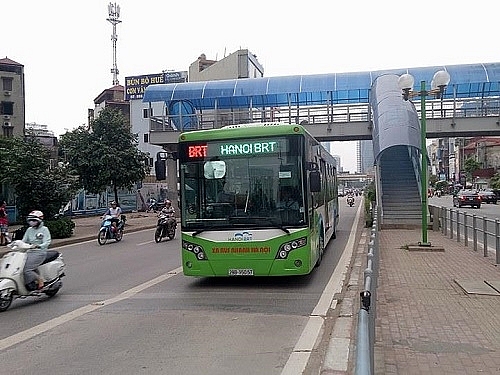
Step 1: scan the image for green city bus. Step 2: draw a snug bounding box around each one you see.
[178,122,338,276]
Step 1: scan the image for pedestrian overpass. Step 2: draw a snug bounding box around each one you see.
[142,62,500,226]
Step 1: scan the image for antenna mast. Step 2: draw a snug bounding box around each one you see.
[107,2,121,86]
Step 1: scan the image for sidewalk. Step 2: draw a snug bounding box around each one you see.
[374,229,500,374]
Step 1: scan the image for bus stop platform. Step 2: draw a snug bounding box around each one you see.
[372,229,500,375]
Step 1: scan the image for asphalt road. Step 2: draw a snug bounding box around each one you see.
[0,200,361,375]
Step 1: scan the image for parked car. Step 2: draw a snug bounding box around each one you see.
[491,188,500,199]
[453,189,481,208]
[477,189,497,204]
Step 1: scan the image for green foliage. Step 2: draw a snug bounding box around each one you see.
[435,180,448,192]
[0,135,79,220]
[45,217,75,239]
[463,157,481,182]
[429,174,438,187]
[490,173,500,189]
[364,182,376,202]
[363,182,376,227]
[59,107,150,202]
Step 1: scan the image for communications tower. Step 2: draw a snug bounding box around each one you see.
[107,2,121,86]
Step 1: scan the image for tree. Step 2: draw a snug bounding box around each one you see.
[463,157,481,184]
[59,107,150,203]
[0,135,79,220]
[490,173,500,189]
[429,174,438,188]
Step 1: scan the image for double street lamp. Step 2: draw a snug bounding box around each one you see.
[398,70,451,246]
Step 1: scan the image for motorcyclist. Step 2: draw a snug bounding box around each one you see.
[147,197,157,212]
[159,200,176,231]
[346,194,355,205]
[22,210,51,290]
[160,200,175,217]
[103,201,122,233]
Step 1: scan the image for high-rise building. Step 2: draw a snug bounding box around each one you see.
[357,140,374,174]
[332,155,341,172]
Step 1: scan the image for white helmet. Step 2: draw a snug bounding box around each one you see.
[27,210,44,224]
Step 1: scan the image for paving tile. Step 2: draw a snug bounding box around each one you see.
[370,228,500,375]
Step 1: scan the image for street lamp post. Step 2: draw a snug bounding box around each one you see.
[398,70,450,246]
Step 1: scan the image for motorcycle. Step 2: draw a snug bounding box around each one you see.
[146,199,166,213]
[154,212,177,242]
[347,195,355,207]
[0,240,66,312]
[97,214,126,245]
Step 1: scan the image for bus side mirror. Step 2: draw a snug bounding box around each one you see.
[310,171,321,192]
[155,159,166,180]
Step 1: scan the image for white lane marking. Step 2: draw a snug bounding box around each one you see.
[281,201,362,375]
[137,240,155,246]
[314,201,362,316]
[0,266,182,351]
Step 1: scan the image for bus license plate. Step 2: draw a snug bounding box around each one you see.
[228,269,254,276]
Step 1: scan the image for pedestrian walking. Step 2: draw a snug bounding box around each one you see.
[0,200,10,245]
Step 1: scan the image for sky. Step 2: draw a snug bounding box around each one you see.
[3,0,499,173]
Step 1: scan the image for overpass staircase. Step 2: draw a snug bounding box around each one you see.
[379,146,422,228]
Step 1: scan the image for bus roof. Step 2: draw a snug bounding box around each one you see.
[178,123,311,142]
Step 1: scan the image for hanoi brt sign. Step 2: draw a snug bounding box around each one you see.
[183,140,285,160]
[125,71,188,100]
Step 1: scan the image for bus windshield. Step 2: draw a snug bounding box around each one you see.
[180,136,306,229]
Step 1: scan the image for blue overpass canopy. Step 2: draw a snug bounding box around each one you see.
[143,63,500,110]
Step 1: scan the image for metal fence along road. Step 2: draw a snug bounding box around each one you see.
[430,204,500,264]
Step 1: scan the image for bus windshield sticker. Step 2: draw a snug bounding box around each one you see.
[204,160,226,179]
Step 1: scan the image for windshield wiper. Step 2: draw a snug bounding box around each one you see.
[228,215,291,234]
[256,217,290,234]
[192,225,217,237]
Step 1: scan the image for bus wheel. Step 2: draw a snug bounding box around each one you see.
[315,235,324,267]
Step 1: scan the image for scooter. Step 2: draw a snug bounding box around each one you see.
[97,214,126,245]
[347,195,355,207]
[146,199,166,213]
[0,240,66,312]
[154,212,176,242]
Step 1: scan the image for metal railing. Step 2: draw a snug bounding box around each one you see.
[430,205,500,264]
[149,96,500,133]
[355,206,380,375]
[150,102,371,132]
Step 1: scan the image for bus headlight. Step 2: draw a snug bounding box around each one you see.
[183,240,208,261]
[276,237,307,259]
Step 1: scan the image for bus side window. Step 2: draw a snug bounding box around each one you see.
[310,171,321,192]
